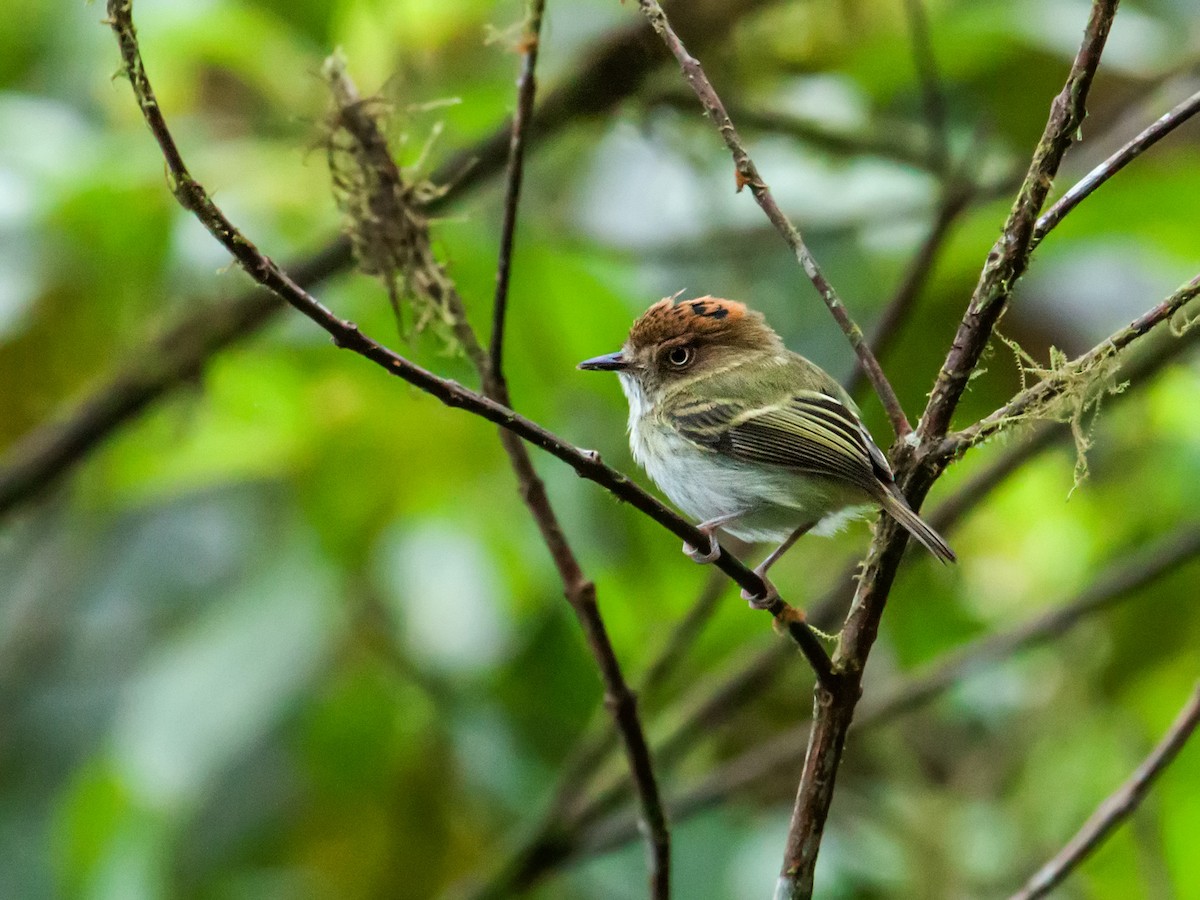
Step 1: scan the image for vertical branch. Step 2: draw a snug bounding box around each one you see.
[489,0,546,385]
[461,572,727,900]
[1011,684,1200,900]
[630,0,913,439]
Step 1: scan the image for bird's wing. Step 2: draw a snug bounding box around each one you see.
[671,390,892,496]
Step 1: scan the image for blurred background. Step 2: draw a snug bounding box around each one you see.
[2,0,1199,897]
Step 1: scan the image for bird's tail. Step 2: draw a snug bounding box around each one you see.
[878,486,956,564]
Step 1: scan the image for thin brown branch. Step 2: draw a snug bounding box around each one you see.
[107,0,834,682]
[1011,682,1200,900]
[489,0,546,383]
[632,0,912,439]
[102,12,845,893]
[778,4,1121,896]
[2,0,776,521]
[558,571,729,821]
[1033,87,1200,245]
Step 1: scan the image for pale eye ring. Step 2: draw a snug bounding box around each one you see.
[667,345,693,367]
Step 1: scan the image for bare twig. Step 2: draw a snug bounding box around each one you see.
[1033,87,1200,245]
[103,13,843,893]
[2,0,776,521]
[1011,683,1200,900]
[777,4,1122,896]
[110,0,830,679]
[101,0,829,679]
[559,571,729,819]
[631,0,913,439]
[489,0,546,383]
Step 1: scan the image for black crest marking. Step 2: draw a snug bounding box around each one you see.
[689,301,729,320]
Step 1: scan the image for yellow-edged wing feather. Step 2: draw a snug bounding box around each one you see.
[671,389,891,498]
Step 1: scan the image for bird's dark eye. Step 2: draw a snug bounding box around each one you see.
[667,345,693,367]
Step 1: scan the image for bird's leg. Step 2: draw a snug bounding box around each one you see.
[741,521,815,609]
[682,511,744,564]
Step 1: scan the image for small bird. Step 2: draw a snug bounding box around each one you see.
[579,295,954,606]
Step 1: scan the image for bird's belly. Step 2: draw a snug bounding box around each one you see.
[630,420,867,543]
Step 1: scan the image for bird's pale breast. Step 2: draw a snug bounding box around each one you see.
[627,410,867,543]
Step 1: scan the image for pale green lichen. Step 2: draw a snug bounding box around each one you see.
[994,332,1128,492]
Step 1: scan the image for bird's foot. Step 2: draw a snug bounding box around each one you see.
[682,529,721,564]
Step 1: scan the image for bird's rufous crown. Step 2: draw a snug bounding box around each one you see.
[626,295,779,351]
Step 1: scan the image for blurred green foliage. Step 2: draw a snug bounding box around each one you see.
[1,1,1199,898]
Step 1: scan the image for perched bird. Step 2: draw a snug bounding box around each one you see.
[579,295,954,606]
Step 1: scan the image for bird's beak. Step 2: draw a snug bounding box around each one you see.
[577,351,629,372]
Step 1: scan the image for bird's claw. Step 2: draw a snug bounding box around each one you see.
[682,532,720,564]
[741,578,779,610]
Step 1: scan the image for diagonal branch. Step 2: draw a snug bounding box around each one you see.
[631,0,912,439]
[460,571,727,900]
[2,0,778,521]
[1010,682,1200,900]
[107,3,831,890]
